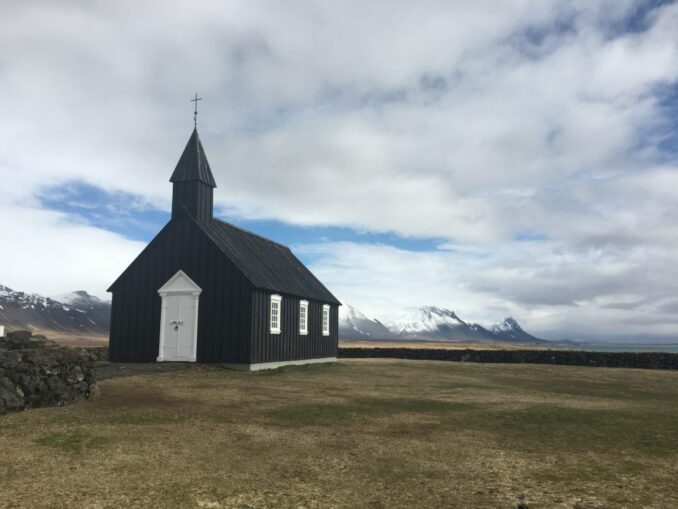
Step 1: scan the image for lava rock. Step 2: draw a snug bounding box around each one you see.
[0,330,58,351]
[7,330,32,342]
[0,380,23,412]
[0,347,98,415]
[68,366,85,384]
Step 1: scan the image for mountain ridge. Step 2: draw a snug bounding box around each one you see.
[0,285,109,335]
[2,282,546,345]
[340,303,549,344]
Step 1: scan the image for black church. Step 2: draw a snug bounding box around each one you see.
[108,126,340,370]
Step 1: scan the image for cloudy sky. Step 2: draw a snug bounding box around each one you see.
[1,1,677,342]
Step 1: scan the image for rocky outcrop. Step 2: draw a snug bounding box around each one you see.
[0,346,98,415]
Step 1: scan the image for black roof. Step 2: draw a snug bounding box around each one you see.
[170,128,217,188]
[197,217,341,305]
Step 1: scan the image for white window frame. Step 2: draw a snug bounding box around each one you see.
[299,300,308,335]
[270,294,282,334]
[322,304,330,336]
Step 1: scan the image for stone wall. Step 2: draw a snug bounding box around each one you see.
[85,347,109,362]
[339,347,678,370]
[0,330,59,350]
[0,347,98,415]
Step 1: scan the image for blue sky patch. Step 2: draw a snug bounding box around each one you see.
[218,216,445,253]
[39,180,445,257]
[656,83,678,157]
[38,181,169,241]
[618,0,675,34]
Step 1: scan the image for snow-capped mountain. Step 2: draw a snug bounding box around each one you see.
[51,291,112,332]
[1,283,544,345]
[0,285,110,334]
[488,317,541,343]
[388,306,490,340]
[339,304,394,340]
[340,303,548,344]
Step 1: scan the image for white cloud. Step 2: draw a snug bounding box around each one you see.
[0,204,145,299]
[0,1,677,340]
[301,237,678,342]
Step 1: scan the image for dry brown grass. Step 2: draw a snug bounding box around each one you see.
[1,359,678,508]
[30,330,109,348]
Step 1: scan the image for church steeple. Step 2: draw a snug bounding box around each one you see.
[170,128,217,223]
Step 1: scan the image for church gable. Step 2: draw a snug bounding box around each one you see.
[157,269,202,295]
[108,212,247,293]
[106,220,175,292]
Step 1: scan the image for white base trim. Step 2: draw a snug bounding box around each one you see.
[222,357,337,372]
[157,356,196,362]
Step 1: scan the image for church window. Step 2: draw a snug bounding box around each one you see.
[299,300,308,335]
[322,304,330,336]
[270,294,282,334]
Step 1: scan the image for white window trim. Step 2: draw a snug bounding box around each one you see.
[270,294,282,334]
[299,300,308,335]
[322,304,330,336]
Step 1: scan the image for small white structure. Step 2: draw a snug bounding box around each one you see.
[156,270,201,362]
[0,321,4,338]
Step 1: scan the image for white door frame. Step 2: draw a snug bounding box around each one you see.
[157,270,202,362]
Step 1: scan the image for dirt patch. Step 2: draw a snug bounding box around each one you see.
[94,361,195,380]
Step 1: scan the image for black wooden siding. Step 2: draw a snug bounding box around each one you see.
[250,289,338,364]
[109,215,252,363]
[171,181,213,223]
[109,215,340,365]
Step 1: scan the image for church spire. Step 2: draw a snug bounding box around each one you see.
[169,128,217,188]
[170,127,216,223]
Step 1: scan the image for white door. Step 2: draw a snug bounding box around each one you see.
[161,294,196,361]
[157,270,202,362]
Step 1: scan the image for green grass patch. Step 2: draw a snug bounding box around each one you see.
[466,404,678,455]
[102,411,185,426]
[33,430,112,454]
[265,397,476,427]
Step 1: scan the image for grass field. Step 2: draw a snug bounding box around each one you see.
[1,360,678,508]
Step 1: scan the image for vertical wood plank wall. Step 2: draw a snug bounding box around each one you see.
[109,216,252,363]
[250,289,339,364]
[171,182,213,223]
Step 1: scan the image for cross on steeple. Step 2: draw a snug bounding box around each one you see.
[191,93,202,128]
